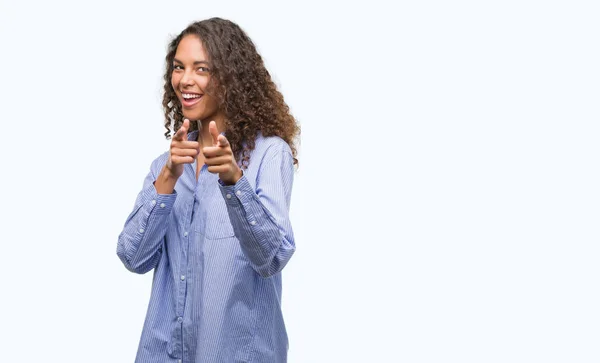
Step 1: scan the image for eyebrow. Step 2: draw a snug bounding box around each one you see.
[173,58,210,65]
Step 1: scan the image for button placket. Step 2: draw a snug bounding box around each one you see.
[176,202,191,329]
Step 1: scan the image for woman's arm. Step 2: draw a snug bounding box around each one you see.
[116,154,177,274]
[219,145,296,277]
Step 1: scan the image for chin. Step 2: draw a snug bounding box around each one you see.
[182,111,202,122]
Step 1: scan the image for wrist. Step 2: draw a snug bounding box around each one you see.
[155,166,179,194]
[158,164,178,182]
[221,168,243,186]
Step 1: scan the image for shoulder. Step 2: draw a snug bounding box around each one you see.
[247,134,294,175]
[252,133,292,159]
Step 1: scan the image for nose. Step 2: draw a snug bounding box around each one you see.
[180,69,194,87]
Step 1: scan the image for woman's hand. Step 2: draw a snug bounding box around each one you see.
[203,121,243,185]
[165,118,200,179]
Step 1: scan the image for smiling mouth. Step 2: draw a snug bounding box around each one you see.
[181,93,203,108]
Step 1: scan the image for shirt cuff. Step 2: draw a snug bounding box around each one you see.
[141,183,178,215]
[218,174,255,206]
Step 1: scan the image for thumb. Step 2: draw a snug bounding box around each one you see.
[217,134,229,148]
[209,121,219,146]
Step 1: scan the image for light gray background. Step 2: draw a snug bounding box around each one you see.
[0,0,598,362]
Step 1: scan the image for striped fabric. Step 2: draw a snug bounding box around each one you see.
[117,131,295,363]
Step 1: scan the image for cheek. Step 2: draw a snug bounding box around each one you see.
[170,73,180,89]
[196,76,210,90]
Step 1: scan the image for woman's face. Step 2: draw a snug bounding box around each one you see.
[171,34,222,122]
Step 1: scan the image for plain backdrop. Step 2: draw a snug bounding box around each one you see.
[0,0,599,362]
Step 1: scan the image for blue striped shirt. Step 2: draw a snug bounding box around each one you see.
[117,131,295,362]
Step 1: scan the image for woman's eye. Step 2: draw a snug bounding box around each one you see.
[197,67,210,72]
[173,65,183,70]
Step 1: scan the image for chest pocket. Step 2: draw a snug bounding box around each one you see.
[194,191,235,240]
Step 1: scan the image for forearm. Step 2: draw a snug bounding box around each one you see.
[154,165,179,195]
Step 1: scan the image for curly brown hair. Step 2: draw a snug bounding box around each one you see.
[162,18,300,168]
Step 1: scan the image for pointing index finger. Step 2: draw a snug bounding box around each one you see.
[174,119,190,141]
[209,121,219,146]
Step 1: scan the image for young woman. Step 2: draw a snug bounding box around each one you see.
[117,18,299,363]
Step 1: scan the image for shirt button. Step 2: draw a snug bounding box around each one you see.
[236,190,242,196]
[180,275,185,281]
[160,203,166,208]
[250,220,256,226]
[139,228,144,233]
[151,200,156,206]
[183,231,188,237]
[177,316,183,323]
[226,193,232,199]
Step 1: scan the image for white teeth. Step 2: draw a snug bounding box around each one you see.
[182,93,201,99]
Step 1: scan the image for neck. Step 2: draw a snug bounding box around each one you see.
[197,114,226,145]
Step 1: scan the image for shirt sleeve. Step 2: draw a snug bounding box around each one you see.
[117,155,177,274]
[218,147,295,277]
